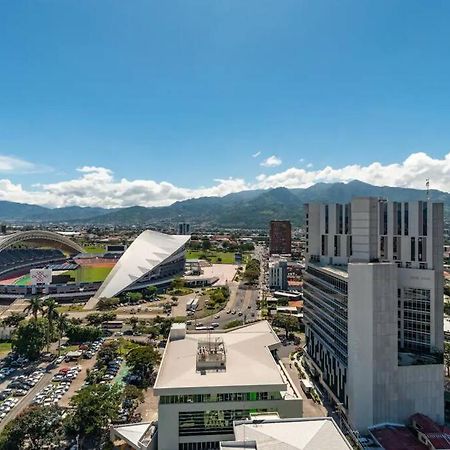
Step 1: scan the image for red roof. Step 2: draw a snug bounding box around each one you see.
[410,413,450,449]
[370,425,427,450]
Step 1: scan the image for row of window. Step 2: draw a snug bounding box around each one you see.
[160,392,279,404]
[179,409,266,437]
[179,442,219,450]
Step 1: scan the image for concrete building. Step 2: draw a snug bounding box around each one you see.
[220,415,352,450]
[178,223,191,235]
[269,221,292,255]
[153,321,303,450]
[303,198,444,431]
[268,258,288,291]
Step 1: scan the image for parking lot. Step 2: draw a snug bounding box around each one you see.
[0,338,107,431]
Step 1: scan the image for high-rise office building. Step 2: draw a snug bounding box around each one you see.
[303,198,444,431]
[178,222,191,235]
[269,220,292,255]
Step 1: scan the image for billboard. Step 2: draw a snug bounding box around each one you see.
[30,268,52,285]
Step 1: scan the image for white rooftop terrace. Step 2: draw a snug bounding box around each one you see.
[153,321,292,395]
[224,417,353,450]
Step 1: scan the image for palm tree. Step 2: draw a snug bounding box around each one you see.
[56,313,69,356]
[43,298,59,352]
[24,297,44,321]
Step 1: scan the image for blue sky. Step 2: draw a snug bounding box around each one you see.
[0,0,449,207]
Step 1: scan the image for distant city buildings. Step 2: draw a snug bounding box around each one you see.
[303,198,444,431]
[268,258,288,290]
[178,222,191,235]
[153,321,302,450]
[269,220,291,255]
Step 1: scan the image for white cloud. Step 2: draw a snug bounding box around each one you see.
[254,152,450,192]
[252,151,261,158]
[0,155,48,174]
[306,162,313,168]
[260,155,282,167]
[0,151,448,209]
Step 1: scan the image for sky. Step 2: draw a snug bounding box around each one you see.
[0,0,449,208]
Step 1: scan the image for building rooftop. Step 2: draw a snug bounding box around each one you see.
[153,321,290,394]
[369,424,427,450]
[226,417,352,450]
[93,229,190,300]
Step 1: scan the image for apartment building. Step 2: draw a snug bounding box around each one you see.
[268,258,288,290]
[269,220,292,255]
[303,197,444,431]
[153,321,302,450]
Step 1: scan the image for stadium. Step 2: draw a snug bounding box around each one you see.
[0,230,190,304]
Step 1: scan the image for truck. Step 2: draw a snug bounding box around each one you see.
[300,379,314,395]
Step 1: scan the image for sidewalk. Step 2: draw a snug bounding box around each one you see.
[281,356,327,418]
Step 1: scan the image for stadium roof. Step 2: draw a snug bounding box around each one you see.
[93,230,190,300]
[0,230,83,254]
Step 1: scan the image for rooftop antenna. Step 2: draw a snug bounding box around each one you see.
[426,178,430,201]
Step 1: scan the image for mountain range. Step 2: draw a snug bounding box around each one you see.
[0,181,448,228]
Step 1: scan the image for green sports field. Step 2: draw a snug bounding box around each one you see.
[64,265,113,283]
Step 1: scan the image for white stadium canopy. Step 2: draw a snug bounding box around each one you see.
[93,230,190,300]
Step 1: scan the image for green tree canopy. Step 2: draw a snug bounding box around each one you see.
[125,344,160,385]
[273,314,299,338]
[0,406,64,450]
[1,312,26,328]
[66,384,122,447]
[12,319,47,360]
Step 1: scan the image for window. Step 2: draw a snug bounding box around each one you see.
[321,235,327,256]
[411,237,416,261]
[336,204,343,234]
[421,202,428,236]
[334,235,340,257]
[404,202,409,235]
[418,237,426,262]
[325,205,329,234]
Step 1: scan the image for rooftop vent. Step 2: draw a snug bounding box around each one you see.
[196,337,226,372]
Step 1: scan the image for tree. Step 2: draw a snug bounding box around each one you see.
[43,298,59,351]
[121,385,144,412]
[128,317,139,334]
[201,239,211,250]
[1,312,26,328]
[170,277,184,291]
[97,340,119,367]
[153,316,173,338]
[66,324,102,344]
[273,314,299,338]
[86,312,117,326]
[0,405,64,450]
[56,313,70,356]
[65,384,122,448]
[24,297,44,321]
[145,285,157,299]
[11,319,47,360]
[97,297,120,311]
[125,345,160,386]
[125,292,143,304]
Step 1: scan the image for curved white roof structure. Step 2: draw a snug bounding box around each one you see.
[0,230,83,255]
[93,230,190,300]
